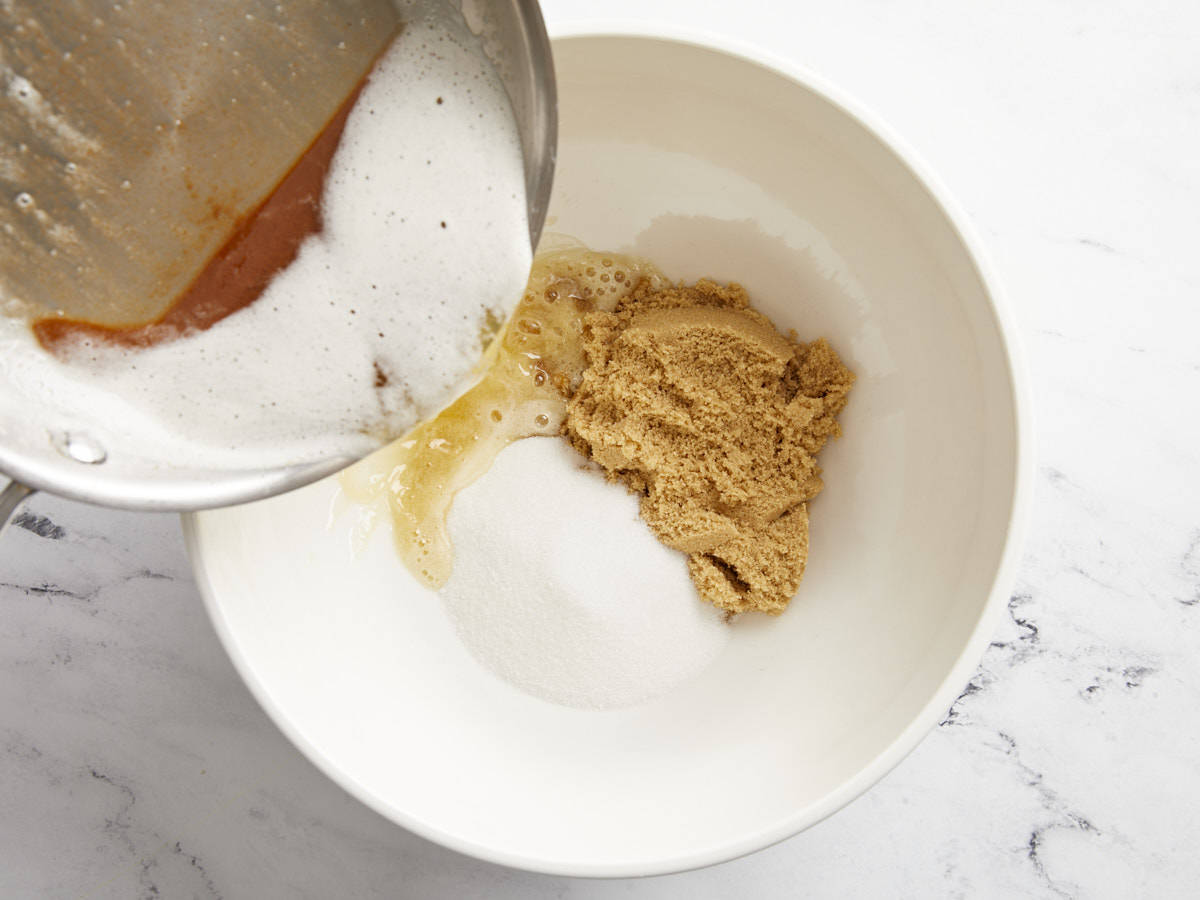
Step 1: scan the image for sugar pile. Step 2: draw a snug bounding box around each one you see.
[440,437,731,710]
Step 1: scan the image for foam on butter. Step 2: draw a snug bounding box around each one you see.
[0,0,531,474]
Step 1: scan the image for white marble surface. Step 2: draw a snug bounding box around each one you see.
[3,0,1199,896]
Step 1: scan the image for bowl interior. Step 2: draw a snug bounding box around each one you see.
[188,34,1021,876]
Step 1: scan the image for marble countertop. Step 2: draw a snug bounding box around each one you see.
[3,1,1198,896]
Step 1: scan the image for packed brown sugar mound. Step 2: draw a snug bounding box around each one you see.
[565,278,855,615]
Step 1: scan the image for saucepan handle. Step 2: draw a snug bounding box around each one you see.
[0,479,35,537]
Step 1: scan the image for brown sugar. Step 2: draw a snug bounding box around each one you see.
[565,278,855,615]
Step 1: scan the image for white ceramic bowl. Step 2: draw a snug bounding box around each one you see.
[186,30,1030,877]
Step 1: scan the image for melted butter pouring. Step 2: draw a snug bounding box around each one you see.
[339,246,666,588]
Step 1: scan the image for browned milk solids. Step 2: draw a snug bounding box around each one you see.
[565,279,855,615]
[343,246,854,615]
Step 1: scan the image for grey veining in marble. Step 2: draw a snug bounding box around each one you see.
[3,0,1199,897]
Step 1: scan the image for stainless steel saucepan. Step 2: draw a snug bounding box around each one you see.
[0,0,555,535]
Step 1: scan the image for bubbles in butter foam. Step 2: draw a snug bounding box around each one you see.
[0,0,531,473]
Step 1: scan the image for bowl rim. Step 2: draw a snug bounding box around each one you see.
[184,22,1033,880]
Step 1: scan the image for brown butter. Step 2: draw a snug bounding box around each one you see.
[32,30,397,353]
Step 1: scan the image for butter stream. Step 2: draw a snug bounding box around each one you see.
[339,247,666,587]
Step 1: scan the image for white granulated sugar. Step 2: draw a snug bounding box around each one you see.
[0,0,530,472]
[440,438,731,710]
